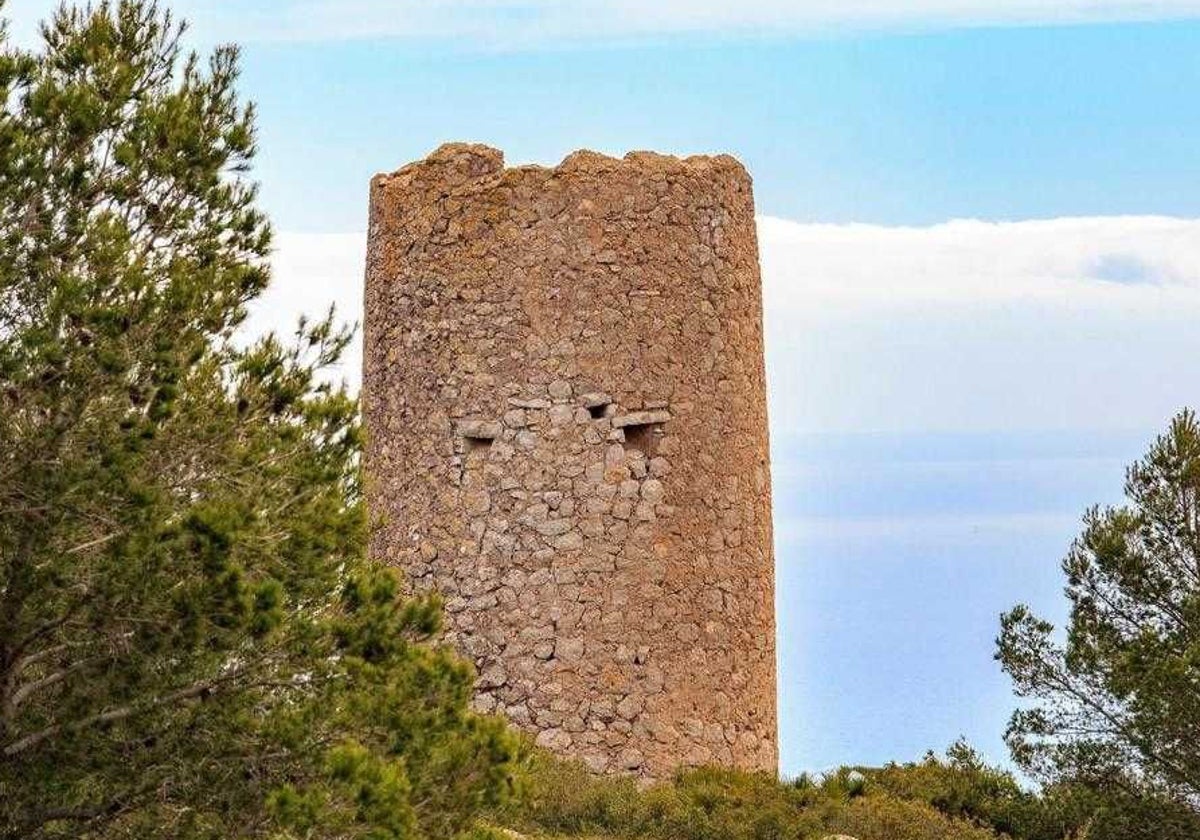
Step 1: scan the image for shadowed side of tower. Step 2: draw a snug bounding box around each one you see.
[363,143,776,780]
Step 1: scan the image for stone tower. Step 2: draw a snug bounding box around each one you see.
[363,143,776,779]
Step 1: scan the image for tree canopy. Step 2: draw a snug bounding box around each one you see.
[0,2,517,836]
[998,410,1200,834]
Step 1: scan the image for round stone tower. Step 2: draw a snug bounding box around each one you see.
[363,143,776,779]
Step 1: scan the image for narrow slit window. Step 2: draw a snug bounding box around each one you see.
[456,420,501,456]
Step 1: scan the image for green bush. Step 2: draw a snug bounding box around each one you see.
[868,741,1050,837]
[491,743,1200,840]
[494,751,1009,840]
[822,794,1003,840]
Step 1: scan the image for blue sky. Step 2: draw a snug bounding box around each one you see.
[11,0,1200,777]
[248,20,1200,230]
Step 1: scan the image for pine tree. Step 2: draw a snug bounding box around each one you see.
[0,3,517,836]
[998,410,1200,835]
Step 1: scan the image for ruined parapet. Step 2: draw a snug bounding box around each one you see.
[363,143,776,779]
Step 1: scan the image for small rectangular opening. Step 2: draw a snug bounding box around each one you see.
[455,419,501,454]
[581,392,612,420]
[623,422,663,457]
[463,436,493,454]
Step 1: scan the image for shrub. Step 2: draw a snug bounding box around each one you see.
[495,751,1013,840]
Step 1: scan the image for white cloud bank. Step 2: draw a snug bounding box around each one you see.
[8,0,1200,46]
[247,215,1200,437]
[759,215,1200,308]
[760,215,1200,434]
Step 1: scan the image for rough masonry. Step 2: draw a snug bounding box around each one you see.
[363,143,776,779]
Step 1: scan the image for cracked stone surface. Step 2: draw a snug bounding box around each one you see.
[363,143,777,780]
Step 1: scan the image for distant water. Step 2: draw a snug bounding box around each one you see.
[772,428,1149,776]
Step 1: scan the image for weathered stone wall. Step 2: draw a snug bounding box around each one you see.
[363,143,776,780]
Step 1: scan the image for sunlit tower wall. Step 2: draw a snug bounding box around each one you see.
[363,143,776,779]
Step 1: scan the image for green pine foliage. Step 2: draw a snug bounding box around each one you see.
[0,2,518,836]
[998,410,1200,834]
